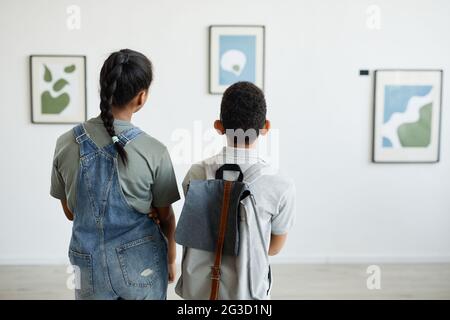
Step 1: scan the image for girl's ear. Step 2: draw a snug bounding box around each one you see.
[134,90,148,112]
[260,120,271,136]
[214,120,225,135]
[137,90,148,107]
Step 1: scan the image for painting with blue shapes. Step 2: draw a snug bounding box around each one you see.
[382,85,433,148]
[219,35,256,85]
[373,69,442,162]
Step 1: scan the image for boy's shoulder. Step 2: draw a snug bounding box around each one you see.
[257,170,295,190]
[185,153,228,181]
[185,162,208,180]
[251,167,296,203]
[185,155,295,192]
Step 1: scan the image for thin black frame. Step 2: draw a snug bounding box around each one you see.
[372,69,443,163]
[30,54,87,124]
[208,25,266,95]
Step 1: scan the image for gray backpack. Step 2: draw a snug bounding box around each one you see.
[175,163,272,300]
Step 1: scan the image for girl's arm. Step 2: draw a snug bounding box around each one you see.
[60,200,74,221]
[153,205,176,282]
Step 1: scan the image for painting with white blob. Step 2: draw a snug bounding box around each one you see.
[373,70,443,162]
[209,26,265,94]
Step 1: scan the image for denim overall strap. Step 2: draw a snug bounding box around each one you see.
[73,124,98,157]
[116,127,143,147]
[69,122,167,300]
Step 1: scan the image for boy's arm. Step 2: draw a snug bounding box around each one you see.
[154,205,176,282]
[269,234,287,256]
[269,181,296,256]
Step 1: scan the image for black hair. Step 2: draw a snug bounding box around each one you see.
[99,49,153,164]
[220,81,267,144]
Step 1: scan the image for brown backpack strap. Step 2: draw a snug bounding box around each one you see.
[209,180,233,300]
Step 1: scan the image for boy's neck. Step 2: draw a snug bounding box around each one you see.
[227,141,257,149]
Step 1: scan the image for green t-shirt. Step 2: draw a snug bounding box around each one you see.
[50,116,180,213]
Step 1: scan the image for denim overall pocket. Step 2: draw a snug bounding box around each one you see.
[116,235,160,288]
[69,249,94,298]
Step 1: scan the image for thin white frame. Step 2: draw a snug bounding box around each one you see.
[372,69,443,163]
[209,25,265,94]
[30,55,87,124]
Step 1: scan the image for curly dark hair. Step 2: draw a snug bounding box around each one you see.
[220,82,267,142]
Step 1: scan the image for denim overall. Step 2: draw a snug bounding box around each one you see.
[69,124,168,300]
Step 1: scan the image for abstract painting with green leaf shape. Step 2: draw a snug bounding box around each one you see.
[381,85,433,148]
[41,64,75,114]
[373,70,442,163]
[30,55,86,123]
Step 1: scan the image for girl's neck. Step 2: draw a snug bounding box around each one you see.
[111,106,133,122]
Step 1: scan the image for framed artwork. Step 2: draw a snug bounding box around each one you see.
[30,55,87,124]
[209,25,265,94]
[373,69,443,163]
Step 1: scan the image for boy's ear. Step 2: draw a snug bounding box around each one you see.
[260,120,271,136]
[214,120,225,135]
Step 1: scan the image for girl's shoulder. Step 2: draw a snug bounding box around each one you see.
[127,131,175,170]
[130,131,168,155]
[54,127,78,158]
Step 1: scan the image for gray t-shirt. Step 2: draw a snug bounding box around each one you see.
[51,116,180,213]
[182,146,296,236]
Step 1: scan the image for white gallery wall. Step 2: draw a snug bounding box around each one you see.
[0,0,449,264]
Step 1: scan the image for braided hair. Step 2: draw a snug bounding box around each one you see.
[99,49,153,164]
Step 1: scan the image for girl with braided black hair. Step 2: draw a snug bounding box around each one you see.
[51,49,180,299]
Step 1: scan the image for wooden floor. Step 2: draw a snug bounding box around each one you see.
[0,264,449,300]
